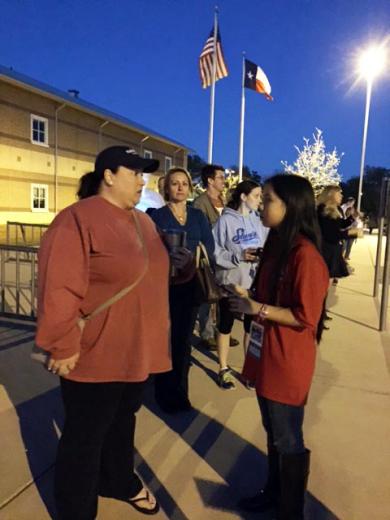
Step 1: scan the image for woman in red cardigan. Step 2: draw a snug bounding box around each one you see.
[228,174,329,520]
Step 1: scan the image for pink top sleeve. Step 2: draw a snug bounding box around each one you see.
[36,209,89,360]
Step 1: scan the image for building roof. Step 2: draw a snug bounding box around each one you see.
[0,64,189,151]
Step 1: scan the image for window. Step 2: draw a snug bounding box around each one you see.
[144,149,152,159]
[31,115,49,146]
[165,156,172,173]
[31,184,49,212]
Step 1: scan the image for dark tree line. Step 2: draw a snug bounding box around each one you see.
[341,166,390,217]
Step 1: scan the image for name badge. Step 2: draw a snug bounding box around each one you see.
[248,320,265,359]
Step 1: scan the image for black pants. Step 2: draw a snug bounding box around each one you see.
[218,297,252,334]
[55,378,145,520]
[155,280,198,406]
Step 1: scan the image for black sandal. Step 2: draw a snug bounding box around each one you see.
[128,489,160,515]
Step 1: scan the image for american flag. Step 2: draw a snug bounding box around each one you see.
[199,28,229,89]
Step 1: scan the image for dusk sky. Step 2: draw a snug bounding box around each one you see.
[1,0,389,180]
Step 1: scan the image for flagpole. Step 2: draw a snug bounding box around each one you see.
[207,7,218,163]
[238,52,246,181]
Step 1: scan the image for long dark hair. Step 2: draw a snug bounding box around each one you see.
[227,180,260,210]
[261,174,326,342]
[77,167,118,199]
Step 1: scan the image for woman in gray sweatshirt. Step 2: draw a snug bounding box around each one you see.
[213,180,268,389]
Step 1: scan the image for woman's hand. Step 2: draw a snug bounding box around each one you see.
[242,248,258,262]
[348,228,364,238]
[48,352,80,376]
[223,284,250,298]
[170,247,193,270]
[228,295,260,315]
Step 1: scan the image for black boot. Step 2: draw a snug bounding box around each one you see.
[238,450,279,512]
[277,449,310,520]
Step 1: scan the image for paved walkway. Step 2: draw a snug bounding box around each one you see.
[0,234,389,520]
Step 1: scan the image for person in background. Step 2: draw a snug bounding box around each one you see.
[193,164,239,350]
[344,206,363,261]
[193,164,225,223]
[213,180,268,389]
[35,146,171,519]
[157,175,165,198]
[152,167,214,413]
[145,175,166,216]
[367,212,378,234]
[340,196,357,261]
[317,186,361,286]
[340,196,355,218]
[229,174,329,519]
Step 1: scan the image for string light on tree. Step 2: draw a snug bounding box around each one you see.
[282,128,342,195]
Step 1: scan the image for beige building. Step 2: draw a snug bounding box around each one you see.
[0,65,189,228]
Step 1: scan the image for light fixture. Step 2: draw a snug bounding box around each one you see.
[358,44,387,81]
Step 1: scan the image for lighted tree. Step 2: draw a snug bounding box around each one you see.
[282,129,342,194]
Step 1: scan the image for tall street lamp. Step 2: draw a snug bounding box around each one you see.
[356,44,387,212]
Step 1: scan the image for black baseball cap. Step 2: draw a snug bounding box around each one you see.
[95,146,159,173]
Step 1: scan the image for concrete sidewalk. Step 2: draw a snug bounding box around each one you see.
[0,234,389,520]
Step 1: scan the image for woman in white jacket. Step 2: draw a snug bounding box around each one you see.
[213,180,268,389]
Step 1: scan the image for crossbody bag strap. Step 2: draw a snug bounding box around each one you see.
[197,242,211,267]
[83,211,149,322]
[195,244,201,268]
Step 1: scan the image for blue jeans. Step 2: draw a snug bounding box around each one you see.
[343,238,355,259]
[258,397,305,455]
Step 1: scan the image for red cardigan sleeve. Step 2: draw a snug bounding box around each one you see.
[290,246,329,332]
[36,208,90,360]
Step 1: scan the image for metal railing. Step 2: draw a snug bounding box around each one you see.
[6,221,49,246]
[0,245,38,320]
[372,177,390,331]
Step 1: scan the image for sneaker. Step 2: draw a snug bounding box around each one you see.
[218,367,235,389]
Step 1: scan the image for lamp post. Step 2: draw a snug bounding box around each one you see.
[356,45,387,212]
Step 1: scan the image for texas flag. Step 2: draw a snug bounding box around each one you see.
[244,59,273,100]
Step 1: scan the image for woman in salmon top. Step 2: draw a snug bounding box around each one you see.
[35,146,173,519]
[228,174,329,520]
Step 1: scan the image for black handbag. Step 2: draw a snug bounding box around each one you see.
[194,242,222,305]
